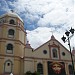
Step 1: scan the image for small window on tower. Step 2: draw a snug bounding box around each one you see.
[8,29,15,38]
[8,29,14,35]
[7,44,13,50]
[9,19,15,25]
[6,43,13,54]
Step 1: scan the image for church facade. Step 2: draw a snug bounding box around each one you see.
[0,11,75,75]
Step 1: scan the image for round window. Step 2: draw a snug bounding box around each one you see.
[62,52,65,56]
[43,50,47,54]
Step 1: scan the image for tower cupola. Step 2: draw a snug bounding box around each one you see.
[0,10,24,26]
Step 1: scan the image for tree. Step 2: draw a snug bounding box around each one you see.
[25,71,32,75]
[32,71,40,75]
[25,71,40,75]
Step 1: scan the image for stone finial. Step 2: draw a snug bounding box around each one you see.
[72,47,75,55]
[25,41,32,48]
[73,47,75,50]
[27,41,29,44]
[51,35,55,39]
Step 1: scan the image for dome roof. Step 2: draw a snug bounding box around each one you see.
[0,11,23,22]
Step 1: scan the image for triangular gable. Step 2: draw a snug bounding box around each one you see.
[34,36,70,55]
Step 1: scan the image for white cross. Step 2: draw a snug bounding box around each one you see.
[50,31,54,35]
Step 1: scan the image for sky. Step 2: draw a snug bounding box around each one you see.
[0,0,75,50]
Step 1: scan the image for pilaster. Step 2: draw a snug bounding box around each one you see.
[43,60,48,75]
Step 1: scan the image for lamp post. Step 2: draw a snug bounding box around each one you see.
[61,27,75,75]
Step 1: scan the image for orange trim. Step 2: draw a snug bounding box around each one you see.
[0,38,25,46]
[0,24,27,34]
[34,37,71,56]
[58,46,61,60]
[0,54,21,58]
[48,43,51,59]
[0,57,4,59]
[25,60,33,62]
[48,42,60,59]
[24,56,74,62]
[0,41,6,42]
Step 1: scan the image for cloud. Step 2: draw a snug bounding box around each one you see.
[8,0,74,28]
[26,27,52,48]
[27,27,75,49]
[0,0,74,49]
[0,0,10,12]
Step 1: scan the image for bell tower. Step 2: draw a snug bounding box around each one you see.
[0,11,26,75]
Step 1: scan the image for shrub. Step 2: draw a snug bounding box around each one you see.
[25,71,32,75]
[32,71,40,75]
[25,71,40,75]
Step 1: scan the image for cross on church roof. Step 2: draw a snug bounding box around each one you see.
[49,30,55,39]
[50,31,54,35]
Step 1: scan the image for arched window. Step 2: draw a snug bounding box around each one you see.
[52,48,58,58]
[9,19,15,25]
[8,29,15,36]
[37,63,43,74]
[68,65,73,75]
[6,44,13,54]
[4,60,13,73]
[7,44,13,50]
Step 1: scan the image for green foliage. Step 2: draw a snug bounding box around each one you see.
[25,71,40,75]
[25,71,32,75]
[32,71,40,75]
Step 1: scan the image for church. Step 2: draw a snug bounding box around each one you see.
[0,11,75,75]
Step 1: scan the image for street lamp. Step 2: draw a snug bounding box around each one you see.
[61,27,75,75]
